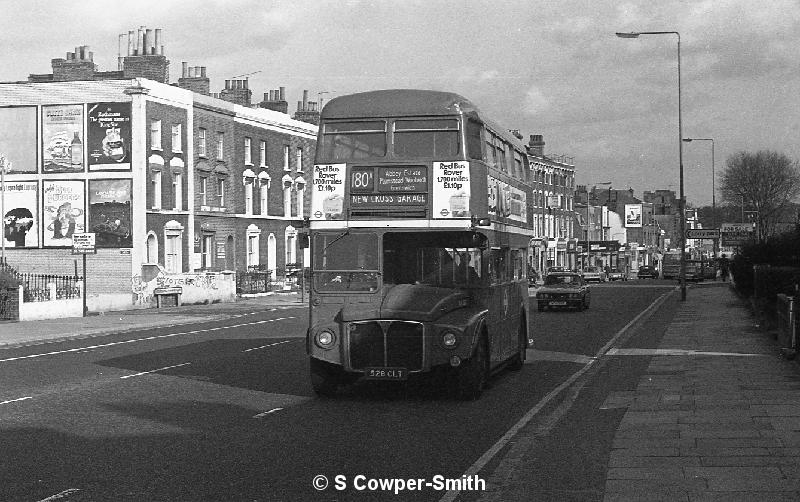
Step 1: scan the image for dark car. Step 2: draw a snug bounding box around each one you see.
[536,272,590,311]
[637,265,659,279]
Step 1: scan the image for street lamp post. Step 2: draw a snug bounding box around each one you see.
[683,137,715,256]
[584,182,611,270]
[616,30,686,301]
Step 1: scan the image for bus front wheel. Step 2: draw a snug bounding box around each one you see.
[453,336,489,400]
[310,358,346,397]
[508,316,527,371]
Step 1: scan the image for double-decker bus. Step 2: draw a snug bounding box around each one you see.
[306,89,534,399]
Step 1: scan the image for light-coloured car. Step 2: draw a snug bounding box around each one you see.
[537,272,590,311]
[581,266,606,283]
[607,270,627,281]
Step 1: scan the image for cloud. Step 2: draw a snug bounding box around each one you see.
[524,86,550,115]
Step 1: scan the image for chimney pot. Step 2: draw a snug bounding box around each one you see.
[201,66,206,77]
[279,86,285,101]
[182,61,188,78]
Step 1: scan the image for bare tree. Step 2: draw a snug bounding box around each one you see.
[719,150,800,241]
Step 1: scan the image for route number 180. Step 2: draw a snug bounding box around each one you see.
[351,170,374,191]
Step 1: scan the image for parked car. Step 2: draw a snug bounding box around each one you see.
[607,270,627,281]
[537,272,590,311]
[637,265,659,279]
[581,266,606,283]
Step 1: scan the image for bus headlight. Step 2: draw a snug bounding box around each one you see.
[440,330,459,349]
[315,329,336,349]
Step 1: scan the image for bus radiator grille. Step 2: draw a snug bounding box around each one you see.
[349,321,424,371]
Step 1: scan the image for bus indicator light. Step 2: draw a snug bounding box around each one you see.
[450,356,462,367]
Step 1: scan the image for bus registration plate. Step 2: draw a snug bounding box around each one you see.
[364,367,408,381]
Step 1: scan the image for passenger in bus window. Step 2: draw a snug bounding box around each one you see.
[457,253,480,285]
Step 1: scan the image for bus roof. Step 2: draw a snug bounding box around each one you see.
[321,89,479,119]
[321,89,526,151]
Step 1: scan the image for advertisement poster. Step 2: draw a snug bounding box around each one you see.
[88,179,132,248]
[87,102,131,171]
[310,163,345,220]
[0,106,37,173]
[2,181,38,248]
[433,161,470,219]
[42,180,85,247]
[624,204,642,227]
[42,104,84,173]
[488,175,526,223]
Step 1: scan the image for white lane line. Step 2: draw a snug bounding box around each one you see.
[439,289,671,502]
[0,316,297,364]
[527,350,596,365]
[0,396,32,405]
[242,339,295,352]
[253,407,284,418]
[36,488,81,501]
[119,362,191,379]
[606,347,767,357]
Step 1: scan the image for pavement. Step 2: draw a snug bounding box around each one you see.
[0,292,307,348]
[5,283,800,500]
[602,282,800,501]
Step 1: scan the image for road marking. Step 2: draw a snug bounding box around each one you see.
[0,317,297,364]
[36,489,81,501]
[527,350,596,364]
[439,289,671,502]
[606,347,767,357]
[0,396,32,405]
[242,339,295,352]
[252,407,284,418]
[119,362,192,379]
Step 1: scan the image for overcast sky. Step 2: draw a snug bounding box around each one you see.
[2,0,798,207]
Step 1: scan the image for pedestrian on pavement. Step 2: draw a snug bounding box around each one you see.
[718,254,729,282]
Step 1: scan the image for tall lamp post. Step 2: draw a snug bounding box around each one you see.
[683,137,715,256]
[584,182,611,269]
[616,30,686,301]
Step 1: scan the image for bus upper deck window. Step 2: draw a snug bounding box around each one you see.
[393,119,460,159]
[319,121,386,162]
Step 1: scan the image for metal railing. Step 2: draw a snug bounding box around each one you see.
[19,273,83,302]
[236,268,277,295]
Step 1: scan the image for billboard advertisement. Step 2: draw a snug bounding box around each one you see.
[88,179,132,248]
[433,161,470,218]
[42,104,84,173]
[488,176,526,223]
[310,163,345,220]
[2,181,38,248]
[42,180,85,247]
[0,106,37,173]
[624,204,642,228]
[87,102,131,171]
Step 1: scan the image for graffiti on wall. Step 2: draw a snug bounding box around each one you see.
[131,265,224,306]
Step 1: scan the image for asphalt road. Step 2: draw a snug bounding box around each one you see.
[0,280,680,502]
